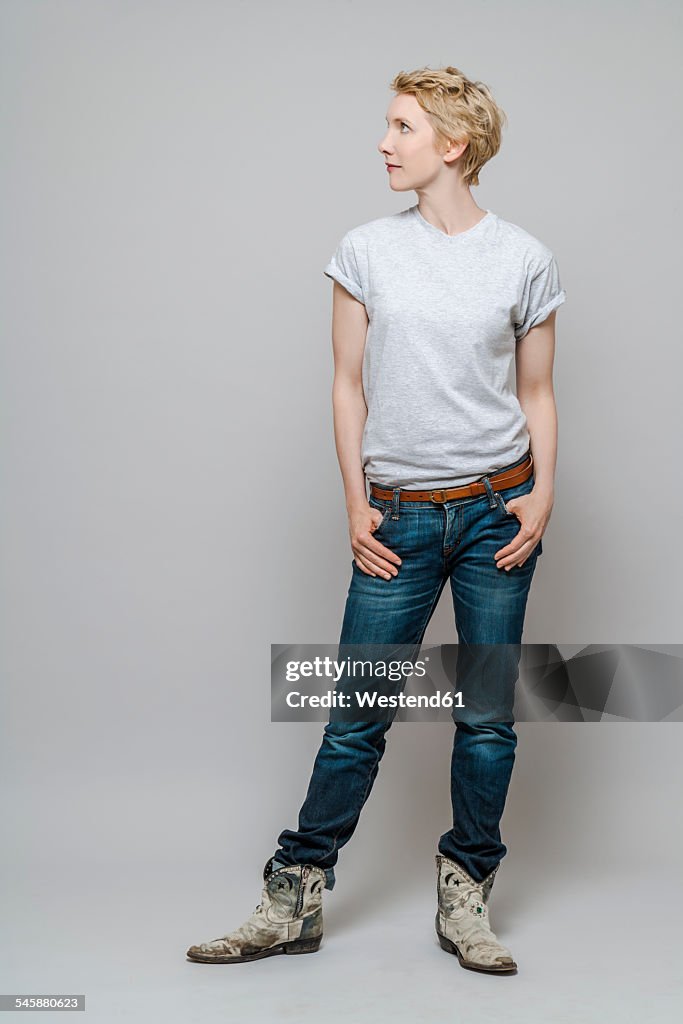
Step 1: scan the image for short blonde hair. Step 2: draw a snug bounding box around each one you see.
[389,65,507,187]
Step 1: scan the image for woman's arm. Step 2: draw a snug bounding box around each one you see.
[494,310,558,571]
[330,281,402,579]
[515,309,558,502]
[330,281,370,513]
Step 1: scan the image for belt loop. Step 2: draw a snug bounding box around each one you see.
[481,475,498,509]
[391,487,401,520]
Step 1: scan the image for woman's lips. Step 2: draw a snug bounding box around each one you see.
[386,164,401,171]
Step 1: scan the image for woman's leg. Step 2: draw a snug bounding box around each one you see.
[273,499,447,889]
[438,473,542,881]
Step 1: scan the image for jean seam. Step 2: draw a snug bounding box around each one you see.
[414,574,449,646]
[324,746,384,862]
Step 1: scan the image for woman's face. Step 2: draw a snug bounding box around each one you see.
[377,94,464,191]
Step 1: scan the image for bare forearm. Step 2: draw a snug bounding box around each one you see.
[332,379,369,512]
[519,390,557,499]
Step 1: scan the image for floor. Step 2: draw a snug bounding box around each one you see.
[1,858,680,1023]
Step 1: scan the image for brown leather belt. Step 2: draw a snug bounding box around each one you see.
[369,453,534,504]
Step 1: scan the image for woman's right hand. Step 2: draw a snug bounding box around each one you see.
[348,502,402,580]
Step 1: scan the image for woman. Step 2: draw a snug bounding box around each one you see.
[187,65,566,974]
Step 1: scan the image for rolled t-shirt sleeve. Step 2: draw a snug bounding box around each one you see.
[323,231,365,304]
[514,254,566,341]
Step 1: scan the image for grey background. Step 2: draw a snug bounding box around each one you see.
[1,0,681,1021]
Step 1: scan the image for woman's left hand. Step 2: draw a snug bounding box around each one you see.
[494,489,553,570]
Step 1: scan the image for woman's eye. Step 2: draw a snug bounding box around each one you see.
[400,122,410,132]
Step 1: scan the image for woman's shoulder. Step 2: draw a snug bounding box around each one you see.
[339,207,414,246]
[492,212,558,267]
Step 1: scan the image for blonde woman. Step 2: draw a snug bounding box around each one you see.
[187,65,566,974]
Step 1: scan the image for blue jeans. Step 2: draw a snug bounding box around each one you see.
[272,451,541,890]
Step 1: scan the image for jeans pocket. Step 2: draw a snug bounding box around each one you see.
[497,495,517,519]
[495,491,521,520]
[369,504,392,538]
[495,474,535,519]
[494,476,543,559]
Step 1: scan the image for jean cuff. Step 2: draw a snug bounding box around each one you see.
[270,856,336,891]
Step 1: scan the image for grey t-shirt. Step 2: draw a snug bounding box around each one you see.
[323,204,566,489]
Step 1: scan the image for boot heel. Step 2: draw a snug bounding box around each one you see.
[285,936,322,955]
[437,932,459,956]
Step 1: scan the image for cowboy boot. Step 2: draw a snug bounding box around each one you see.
[435,854,517,973]
[186,857,326,963]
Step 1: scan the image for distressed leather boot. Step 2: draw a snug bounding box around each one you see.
[435,854,517,973]
[186,858,326,963]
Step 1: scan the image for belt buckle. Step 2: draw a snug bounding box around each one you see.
[430,489,447,503]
